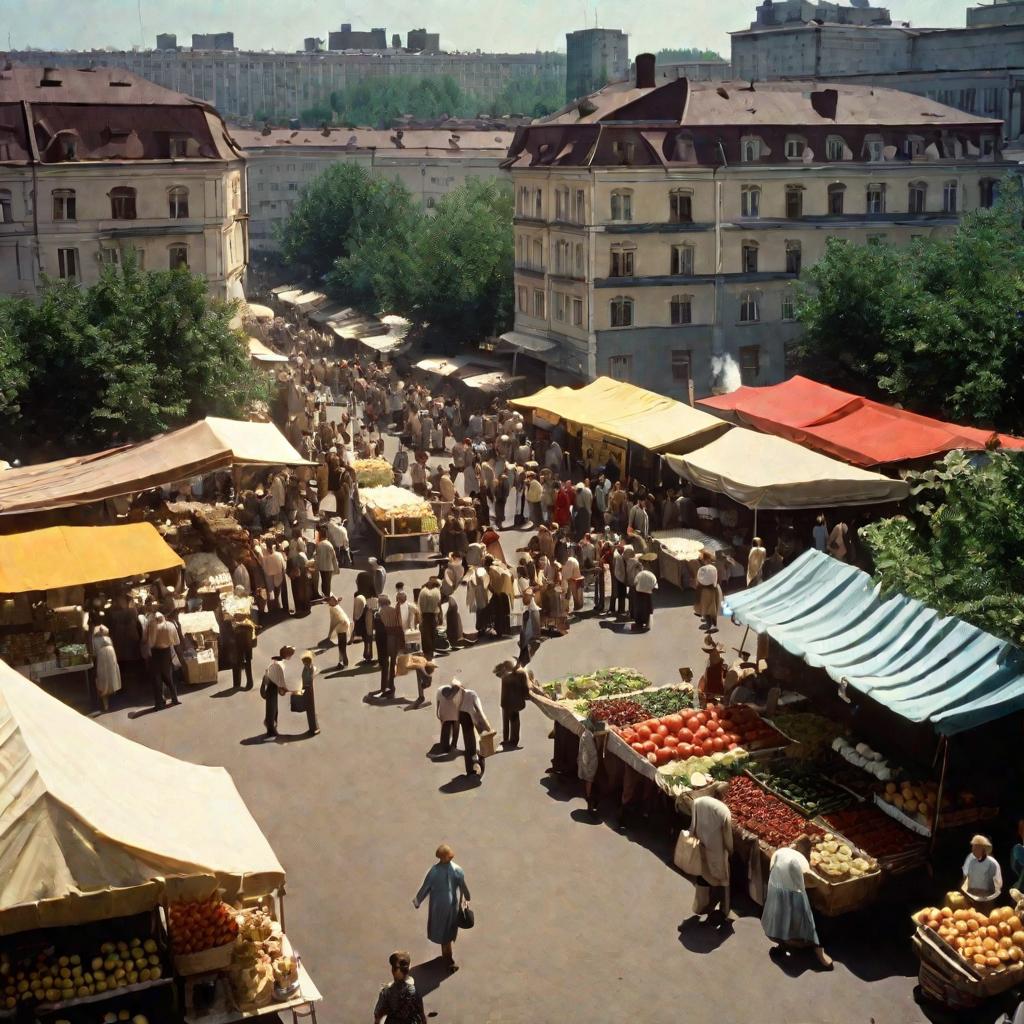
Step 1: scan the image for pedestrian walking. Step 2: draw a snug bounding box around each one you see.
[91,624,122,713]
[372,951,426,1024]
[747,536,767,587]
[327,515,351,567]
[299,651,319,736]
[261,645,293,738]
[695,550,721,633]
[324,595,352,667]
[496,660,529,748]
[435,680,462,755]
[761,835,833,969]
[416,577,442,660]
[314,529,339,598]
[632,553,658,632]
[458,684,492,778]
[147,612,181,710]
[412,845,471,974]
[376,595,402,695]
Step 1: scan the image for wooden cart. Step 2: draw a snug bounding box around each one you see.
[912,925,1024,1010]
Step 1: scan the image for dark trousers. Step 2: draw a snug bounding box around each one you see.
[278,578,290,615]
[377,629,396,692]
[420,615,437,660]
[232,648,254,689]
[611,577,626,616]
[336,546,352,567]
[502,709,521,746]
[291,574,310,616]
[489,595,510,637]
[634,591,653,630]
[320,571,333,598]
[459,711,478,775]
[592,567,606,612]
[305,685,318,733]
[337,635,349,667]
[440,719,458,752]
[264,688,279,736]
[151,647,178,708]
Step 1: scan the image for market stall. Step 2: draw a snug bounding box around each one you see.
[358,485,439,563]
[0,658,322,1022]
[649,528,732,591]
[0,524,183,702]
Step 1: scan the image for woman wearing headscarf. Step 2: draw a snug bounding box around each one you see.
[91,624,122,713]
[689,792,733,918]
[413,845,471,974]
[761,834,832,969]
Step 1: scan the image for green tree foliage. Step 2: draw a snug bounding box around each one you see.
[861,451,1024,647]
[277,163,418,279]
[0,257,267,457]
[299,104,333,125]
[794,177,1024,434]
[656,47,724,63]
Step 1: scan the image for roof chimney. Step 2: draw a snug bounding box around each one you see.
[636,53,656,90]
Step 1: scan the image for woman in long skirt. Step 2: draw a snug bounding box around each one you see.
[761,835,832,969]
[413,845,471,973]
[91,624,122,712]
[691,793,733,917]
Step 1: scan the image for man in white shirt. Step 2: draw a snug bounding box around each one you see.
[962,835,1003,899]
[562,552,584,613]
[314,530,339,598]
[327,516,351,567]
[147,612,182,710]
[324,595,352,668]
[695,552,720,632]
[262,645,294,738]
[632,554,659,632]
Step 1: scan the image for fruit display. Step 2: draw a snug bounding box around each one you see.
[704,703,788,751]
[915,903,1024,973]
[657,749,748,791]
[585,697,648,728]
[359,486,437,533]
[544,668,651,701]
[746,761,852,817]
[168,896,239,956]
[229,907,292,1009]
[618,706,749,767]
[634,687,695,719]
[722,775,822,848]
[832,737,895,782]
[823,806,928,866]
[353,457,394,487]
[0,937,163,1009]
[809,832,878,880]
[769,712,845,757]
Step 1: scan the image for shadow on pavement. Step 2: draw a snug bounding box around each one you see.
[239,731,310,745]
[677,914,735,954]
[439,773,481,794]
[410,958,448,999]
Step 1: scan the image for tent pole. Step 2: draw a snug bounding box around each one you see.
[928,737,950,860]
[753,506,758,538]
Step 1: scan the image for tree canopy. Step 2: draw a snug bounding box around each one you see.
[862,451,1024,648]
[794,177,1024,434]
[655,47,724,63]
[0,258,267,460]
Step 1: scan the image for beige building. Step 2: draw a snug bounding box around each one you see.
[501,55,1009,400]
[234,127,515,253]
[0,68,247,299]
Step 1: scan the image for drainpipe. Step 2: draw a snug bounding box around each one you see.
[710,140,728,377]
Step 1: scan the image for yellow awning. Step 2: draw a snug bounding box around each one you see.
[0,523,184,593]
[510,377,731,454]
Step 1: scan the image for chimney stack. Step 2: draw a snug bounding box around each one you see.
[636,53,656,89]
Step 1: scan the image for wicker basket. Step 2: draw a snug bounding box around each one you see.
[173,939,235,976]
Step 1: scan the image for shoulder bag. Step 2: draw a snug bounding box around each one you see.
[456,897,474,930]
[673,829,703,876]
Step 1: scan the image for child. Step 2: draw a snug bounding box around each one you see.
[299,651,319,736]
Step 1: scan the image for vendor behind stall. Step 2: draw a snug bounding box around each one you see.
[962,834,1003,902]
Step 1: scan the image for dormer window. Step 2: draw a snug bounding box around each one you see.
[903,136,925,159]
[865,137,885,162]
[170,137,189,158]
[741,138,761,163]
[826,136,846,161]
[784,137,806,160]
[612,140,636,165]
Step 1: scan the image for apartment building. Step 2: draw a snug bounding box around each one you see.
[565,29,629,103]
[0,68,247,299]
[237,126,514,253]
[501,55,1008,400]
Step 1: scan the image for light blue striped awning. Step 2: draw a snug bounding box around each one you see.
[727,549,1024,736]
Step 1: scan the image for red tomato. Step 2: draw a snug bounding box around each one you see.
[665,714,684,732]
[678,727,694,743]
[706,707,718,720]
[636,725,652,742]
[714,726,726,737]
[711,737,726,752]
[695,712,708,726]
[677,743,694,759]
[621,729,636,743]
[655,747,674,765]
[630,742,645,754]
[727,742,738,750]
[642,719,660,731]
[663,734,679,748]
[695,726,709,741]
[686,716,701,732]
[701,741,716,756]
[655,724,669,739]
[646,752,658,765]
[640,740,657,755]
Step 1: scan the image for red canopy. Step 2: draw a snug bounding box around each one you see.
[699,376,1024,467]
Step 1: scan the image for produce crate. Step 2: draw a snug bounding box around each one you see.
[173,939,235,976]
[743,765,852,819]
[809,862,884,917]
[183,648,218,685]
[912,926,1024,1008]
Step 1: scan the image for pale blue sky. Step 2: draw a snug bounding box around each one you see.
[6,0,967,56]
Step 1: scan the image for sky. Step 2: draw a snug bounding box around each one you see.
[5,0,967,56]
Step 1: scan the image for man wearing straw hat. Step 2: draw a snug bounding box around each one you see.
[962,835,1003,903]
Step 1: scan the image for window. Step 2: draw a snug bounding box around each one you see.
[168,244,189,270]
[908,182,927,214]
[554,186,569,220]
[554,239,570,274]
[533,288,546,318]
[170,137,189,158]
[168,186,189,218]
[517,186,529,216]
[671,349,692,383]
[741,138,761,163]
[574,242,585,276]
[739,292,759,323]
[534,188,543,219]
[612,140,635,165]
[903,136,924,159]
[288,183,298,191]
[741,241,759,274]
[609,245,634,278]
[670,294,692,325]
[785,186,803,219]
[610,189,632,221]
[669,189,693,224]
[52,188,76,221]
[574,188,585,223]
[785,137,805,160]
[0,189,11,223]
[515,236,525,267]
[781,292,795,321]
[866,139,885,162]
[670,244,694,276]
[739,344,760,383]
[828,183,846,215]
[826,136,845,161]
[517,285,528,312]
[531,239,544,270]
[943,181,958,214]
[785,240,802,275]
[609,297,633,328]
[866,183,886,214]
[109,186,137,220]
[572,296,584,326]
[740,186,760,218]
[981,136,997,157]
[608,354,632,380]
[980,178,998,209]
[553,291,568,322]
[99,247,121,267]
[57,247,79,280]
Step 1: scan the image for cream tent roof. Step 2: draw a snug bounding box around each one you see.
[0,417,313,516]
[663,428,910,509]
[247,337,289,363]
[0,660,284,933]
[510,377,730,454]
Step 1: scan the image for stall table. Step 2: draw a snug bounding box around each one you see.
[33,660,94,705]
[651,529,731,590]
[183,963,322,1024]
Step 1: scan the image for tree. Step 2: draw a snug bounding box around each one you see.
[277,163,418,279]
[861,451,1024,647]
[0,256,267,459]
[794,176,1024,433]
[656,47,724,63]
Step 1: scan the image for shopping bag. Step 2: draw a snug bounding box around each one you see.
[456,899,474,930]
[673,830,703,875]
[478,730,498,759]
[290,691,307,713]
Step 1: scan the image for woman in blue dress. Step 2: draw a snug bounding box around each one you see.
[413,844,471,973]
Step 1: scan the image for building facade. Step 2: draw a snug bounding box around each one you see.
[6,47,566,122]
[0,68,247,299]
[731,1,1024,145]
[501,56,1008,401]
[236,126,514,253]
[565,29,629,103]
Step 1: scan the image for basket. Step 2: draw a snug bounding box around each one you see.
[184,648,218,685]
[810,866,884,917]
[173,939,235,976]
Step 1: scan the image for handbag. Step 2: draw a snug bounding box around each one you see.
[673,830,703,876]
[259,674,271,700]
[290,691,307,713]
[456,898,474,930]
